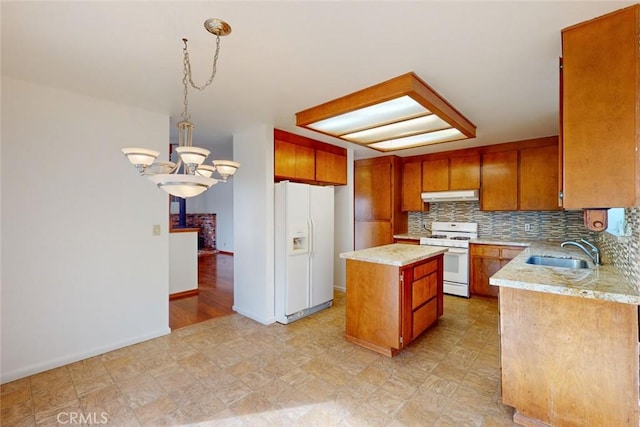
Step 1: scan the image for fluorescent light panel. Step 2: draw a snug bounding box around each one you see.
[308,96,428,135]
[295,72,476,152]
[343,114,452,144]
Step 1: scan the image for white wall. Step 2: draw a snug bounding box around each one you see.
[232,125,276,324]
[186,140,235,252]
[334,148,355,291]
[1,77,170,383]
[169,232,198,294]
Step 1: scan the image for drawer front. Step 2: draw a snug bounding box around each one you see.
[413,258,438,280]
[413,298,438,339]
[471,245,501,257]
[412,273,437,309]
[501,247,524,260]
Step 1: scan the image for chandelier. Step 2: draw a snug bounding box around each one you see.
[122,18,240,198]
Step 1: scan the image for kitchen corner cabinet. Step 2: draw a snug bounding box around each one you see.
[345,255,443,356]
[500,287,639,426]
[470,244,523,297]
[354,156,407,249]
[561,5,640,208]
[274,129,347,185]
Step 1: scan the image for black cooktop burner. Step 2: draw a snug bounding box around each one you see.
[451,236,471,241]
[427,234,447,239]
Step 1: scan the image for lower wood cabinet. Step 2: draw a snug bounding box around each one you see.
[500,287,639,426]
[470,244,524,297]
[345,255,443,356]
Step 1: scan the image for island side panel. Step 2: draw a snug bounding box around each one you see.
[500,287,639,426]
[345,259,401,356]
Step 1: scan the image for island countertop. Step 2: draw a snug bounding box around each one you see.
[340,243,447,267]
[490,242,640,305]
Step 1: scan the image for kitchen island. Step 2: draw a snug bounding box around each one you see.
[340,244,446,356]
[490,244,640,426]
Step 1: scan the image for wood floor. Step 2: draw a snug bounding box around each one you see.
[169,252,234,330]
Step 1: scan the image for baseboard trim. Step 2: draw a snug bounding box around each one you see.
[1,327,171,384]
[169,289,199,300]
[232,305,276,325]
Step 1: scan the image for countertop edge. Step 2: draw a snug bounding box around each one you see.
[340,244,447,267]
[489,243,639,305]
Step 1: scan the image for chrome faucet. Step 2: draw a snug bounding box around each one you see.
[561,239,600,266]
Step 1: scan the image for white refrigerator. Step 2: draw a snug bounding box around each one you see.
[275,181,334,324]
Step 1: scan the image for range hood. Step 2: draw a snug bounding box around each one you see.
[421,189,479,203]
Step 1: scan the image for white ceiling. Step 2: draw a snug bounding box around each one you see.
[1,1,633,159]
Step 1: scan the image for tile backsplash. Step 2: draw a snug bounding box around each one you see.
[409,203,639,291]
[597,207,639,290]
[408,202,597,241]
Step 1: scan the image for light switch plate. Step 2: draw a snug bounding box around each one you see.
[153,224,161,236]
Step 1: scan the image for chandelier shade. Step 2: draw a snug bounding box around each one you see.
[212,160,240,181]
[148,174,217,198]
[121,18,239,198]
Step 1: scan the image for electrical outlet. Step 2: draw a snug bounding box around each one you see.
[524,223,531,232]
[153,224,161,236]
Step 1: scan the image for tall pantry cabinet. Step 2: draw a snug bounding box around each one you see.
[561,4,640,208]
[354,156,407,250]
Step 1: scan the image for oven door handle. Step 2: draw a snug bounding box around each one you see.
[445,248,468,254]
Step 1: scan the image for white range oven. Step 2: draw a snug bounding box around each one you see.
[419,222,478,298]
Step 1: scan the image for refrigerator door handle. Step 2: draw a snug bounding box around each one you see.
[308,218,315,255]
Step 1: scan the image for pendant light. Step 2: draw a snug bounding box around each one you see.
[122,18,239,198]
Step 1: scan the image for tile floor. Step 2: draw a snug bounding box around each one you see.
[1,292,517,426]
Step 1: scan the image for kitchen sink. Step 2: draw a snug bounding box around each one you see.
[525,255,590,269]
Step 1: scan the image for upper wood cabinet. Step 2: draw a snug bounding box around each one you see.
[520,144,559,210]
[274,129,347,185]
[481,137,560,211]
[481,150,519,211]
[422,159,449,191]
[315,149,347,185]
[561,5,640,208]
[354,156,406,250]
[274,139,315,182]
[450,154,481,190]
[401,161,424,212]
[422,155,480,192]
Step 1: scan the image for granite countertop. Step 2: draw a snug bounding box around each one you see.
[340,243,447,267]
[490,241,640,305]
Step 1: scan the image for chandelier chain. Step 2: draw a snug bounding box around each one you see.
[181,39,191,122]
[182,35,222,92]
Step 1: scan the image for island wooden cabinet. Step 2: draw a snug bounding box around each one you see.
[354,156,406,249]
[500,287,639,426]
[561,5,640,208]
[345,254,443,356]
[470,243,523,297]
[274,129,347,185]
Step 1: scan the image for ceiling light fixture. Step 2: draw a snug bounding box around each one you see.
[122,18,239,198]
[295,72,476,152]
